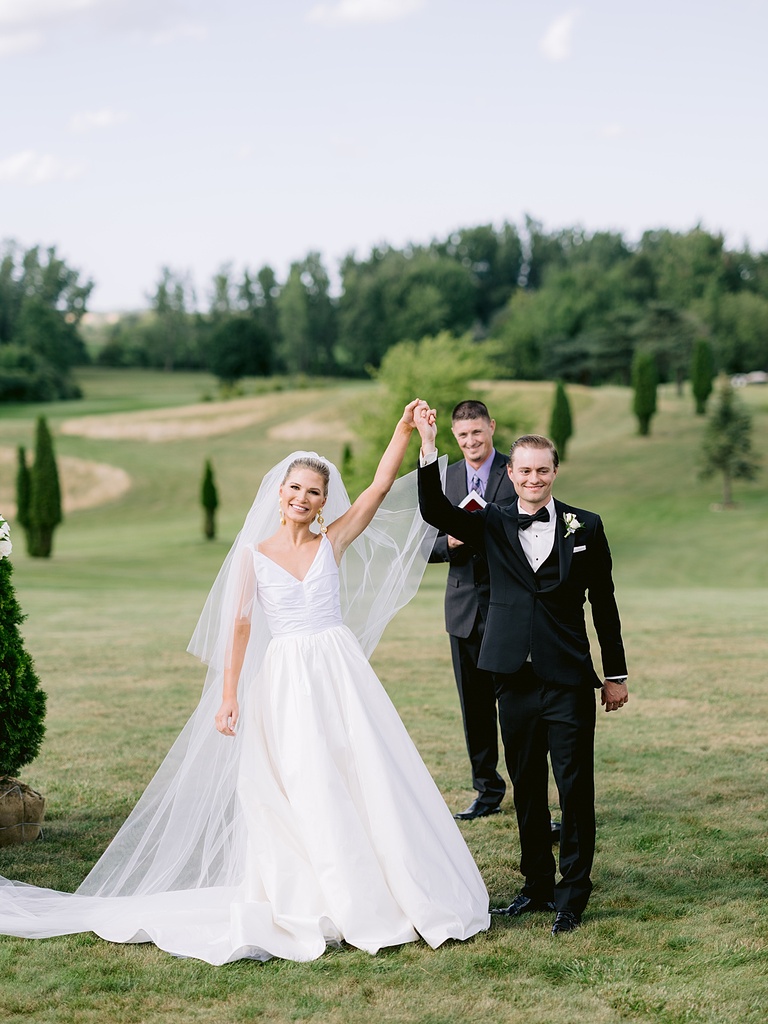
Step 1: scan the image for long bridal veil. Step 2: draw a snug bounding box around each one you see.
[0,453,441,920]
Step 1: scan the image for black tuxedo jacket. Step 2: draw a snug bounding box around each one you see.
[419,458,627,687]
[428,450,517,638]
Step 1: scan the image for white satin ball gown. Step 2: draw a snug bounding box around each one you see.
[0,534,489,964]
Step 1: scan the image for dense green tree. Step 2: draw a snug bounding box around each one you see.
[631,303,701,393]
[253,266,282,348]
[690,337,716,414]
[27,418,62,558]
[434,223,524,325]
[276,253,336,375]
[277,264,312,374]
[147,267,200,371]
[337,249,476,375]
[638,228,728,310]
[699,379,760,506]
[0,242,92,401]
[490,289,552,379]
[631,350,658,436]
[95,313,153,368]
[200,460,219,540]
[709,291,768,373]
[549,380,574,461]
[207,315,273,384]
[209,264,237,318]
[0,514,47,778]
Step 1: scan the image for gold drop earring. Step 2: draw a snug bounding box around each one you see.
[279,500,286,526]
[316,508,327,535]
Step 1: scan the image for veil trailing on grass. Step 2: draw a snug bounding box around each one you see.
[71,451,442,900]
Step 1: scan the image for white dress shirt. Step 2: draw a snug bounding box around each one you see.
[517,498,557,572]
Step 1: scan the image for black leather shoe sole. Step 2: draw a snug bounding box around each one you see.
[454,803,502,821]
[491,894,556,917]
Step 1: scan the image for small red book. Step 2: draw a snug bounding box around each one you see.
[459,489,487,512]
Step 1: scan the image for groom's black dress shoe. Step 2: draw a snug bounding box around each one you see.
[491,892,556,917]
[550,819,561,844]
[551,910,581,934]
[454,799,502,821]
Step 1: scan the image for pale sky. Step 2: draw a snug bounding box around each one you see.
[1,0,766,311]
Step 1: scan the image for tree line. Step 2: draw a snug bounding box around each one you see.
[2,220,768,403]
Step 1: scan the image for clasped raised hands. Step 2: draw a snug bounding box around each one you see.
[412,400,437,448]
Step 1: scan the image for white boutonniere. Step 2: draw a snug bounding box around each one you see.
[563,512,584,539]
[0,513,12,559]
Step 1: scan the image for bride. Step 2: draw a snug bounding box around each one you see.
[0,400,489,964]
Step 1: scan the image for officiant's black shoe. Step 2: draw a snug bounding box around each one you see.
[454,798,502,821]
[550,819,561,844]
[491,892,556,917]
[551,910,581,935]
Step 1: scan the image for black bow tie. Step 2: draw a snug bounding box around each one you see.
[517,507,550,530]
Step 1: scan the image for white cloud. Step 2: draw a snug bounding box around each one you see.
[0,0,102,29]
[600,123,625,139]
[0,150,86,185]
[69,107,128,132]
[307,0,426,25]
[0,30,41,55]
[150,20,207,46]
[0,2,208,50]
[539,10,580,62]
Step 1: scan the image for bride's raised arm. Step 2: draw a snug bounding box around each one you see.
[327,399,434,556]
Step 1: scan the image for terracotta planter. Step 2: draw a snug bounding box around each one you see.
[0,777,45,847]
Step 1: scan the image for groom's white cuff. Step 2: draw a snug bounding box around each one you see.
[419,449,439,467]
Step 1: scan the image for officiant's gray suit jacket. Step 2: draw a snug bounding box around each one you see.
[428,450,517,638]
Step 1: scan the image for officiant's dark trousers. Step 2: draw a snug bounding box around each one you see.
[450,610,506,805]
[495,664,596,915]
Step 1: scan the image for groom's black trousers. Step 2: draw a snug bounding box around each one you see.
[495,664,596,915]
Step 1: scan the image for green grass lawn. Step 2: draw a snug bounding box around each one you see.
[1,370,767,1024]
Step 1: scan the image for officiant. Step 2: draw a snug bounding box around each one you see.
[427,400,517,820]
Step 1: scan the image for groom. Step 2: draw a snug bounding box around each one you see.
[416,412,629,935]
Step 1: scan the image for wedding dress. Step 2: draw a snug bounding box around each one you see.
[0,457,489,964]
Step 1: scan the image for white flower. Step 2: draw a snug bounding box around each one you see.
[0,514,11,558]
[563,512,584,538]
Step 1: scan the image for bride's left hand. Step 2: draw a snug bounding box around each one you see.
[215,699,239,736]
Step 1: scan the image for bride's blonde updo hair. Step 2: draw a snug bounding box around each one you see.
[282,456,331,496]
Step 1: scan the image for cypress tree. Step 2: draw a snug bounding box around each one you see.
[699,378,760,507]
[0,514,47,779]
[201,459,219,540]
[549,380,573,461]
[690,337,716,415]
[15,447,32,556]
[632,350,658,436]
[28,417,62,558]
[341,443,354,480]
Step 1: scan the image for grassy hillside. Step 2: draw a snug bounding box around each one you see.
[1,369,766,1024]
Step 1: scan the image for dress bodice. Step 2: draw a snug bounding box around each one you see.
[252,534,343,638]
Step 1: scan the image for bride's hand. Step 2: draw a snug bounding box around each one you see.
[215,699,239,737]
[399,398,430,429]
[413,401,437,445]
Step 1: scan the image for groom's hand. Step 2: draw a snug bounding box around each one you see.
[414,402,437,452]
[601,680,628,713]
[400,398,429,429]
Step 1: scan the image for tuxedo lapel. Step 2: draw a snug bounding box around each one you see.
[498,501,535,578]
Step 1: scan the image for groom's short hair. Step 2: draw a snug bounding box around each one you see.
[509,434,560,469]
[451,400,492,423]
